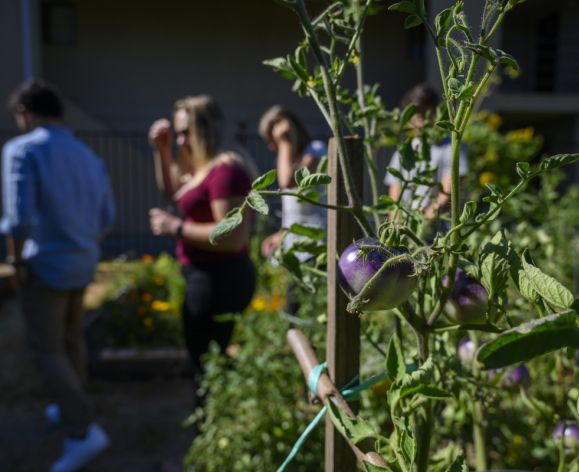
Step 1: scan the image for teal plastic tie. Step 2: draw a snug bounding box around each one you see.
[307,361,327,398]
[277,369,388,472]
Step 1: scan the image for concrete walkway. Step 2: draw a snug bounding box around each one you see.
[0,297,194,471]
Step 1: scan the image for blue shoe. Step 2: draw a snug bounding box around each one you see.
[51,423,110,472]
[44,403,61,424]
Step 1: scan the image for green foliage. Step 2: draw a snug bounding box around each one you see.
[100,254,185,348]
[184,269,326,472]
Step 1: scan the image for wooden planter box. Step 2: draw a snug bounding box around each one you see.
[88,346,191,379]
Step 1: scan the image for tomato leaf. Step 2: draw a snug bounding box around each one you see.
[246,190,269,215]
[287,223,325,240]
[521,256,574,309]
[479,231,510,297]
[209,208,243,245]
[251,169,277,190]
[294,167,310,187]
[476,310,579,369]
[400,384,452,400]
[299,172,331,188]
[326,400,382,445]
[539,153,579,172]
[386,334,406,384]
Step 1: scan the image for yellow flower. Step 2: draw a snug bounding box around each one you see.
[479,171,497,186]
[143,317,154,330]
[486,113,502,131]
[151,300,172,312]
[251,297,267,312]
[507,127,534,143]
[483,149,498,163]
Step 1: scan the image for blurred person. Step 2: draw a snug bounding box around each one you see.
[1,79,116,472]
[148,95,256,387]
[384,83,468,226]
[258,105,327,314]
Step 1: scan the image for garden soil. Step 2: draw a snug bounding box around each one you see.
[0,296,195,472]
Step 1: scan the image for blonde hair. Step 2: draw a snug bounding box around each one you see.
[174,94,258,179]
[174,95,224,162]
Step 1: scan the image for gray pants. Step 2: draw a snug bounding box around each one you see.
[21,275,92,437]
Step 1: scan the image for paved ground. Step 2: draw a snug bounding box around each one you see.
[0,297,195,472]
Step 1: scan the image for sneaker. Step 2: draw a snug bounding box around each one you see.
[44,403,61,425]
[51,423,110,472]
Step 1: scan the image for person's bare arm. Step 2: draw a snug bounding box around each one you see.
[149,196,250,252]
[149,119,183,199]
[388,182,402,202]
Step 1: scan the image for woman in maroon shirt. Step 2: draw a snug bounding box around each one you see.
[148,95,256,384]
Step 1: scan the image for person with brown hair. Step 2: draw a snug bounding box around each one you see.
[258,105,326,260]
[258,105,327,314]
[148,95,256,383]
[1,79,115,471]
[385,83,468,222]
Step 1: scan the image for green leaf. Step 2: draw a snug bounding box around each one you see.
[476,310,579,369]
[363,462,390,472]
[539,153,579,172]
[251,169,277,190]
[262,57,295,80]
[400,103,417,127]
[294,167,310,187]
[387,167,405,181]
[388,1,417,14]
[447,453,469,472]
[404,14,423,29]
[400,384,452,400]
[288,239,326,256]
[464,43,519,71]
[459,201,477,224]
[209,208,243,245]
[400,429,417,465]
[479,231,510,297]
[246,190,269,215]
[399,140,416,172]
[288,223,325,240]
[522,257,574,309]
[326,401,382,445]
[519,387,555,419]
[434,8,453,46]
[447,78,462,96]
[516,161,530,179]
[435,120,455,132]
[299,172,331,188]
[386,334,406,384]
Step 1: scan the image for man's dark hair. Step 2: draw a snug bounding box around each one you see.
[400,83,439,116]
[8,78,64,119]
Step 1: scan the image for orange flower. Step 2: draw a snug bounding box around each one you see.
[141,254,154,263]
[142,293,153,302]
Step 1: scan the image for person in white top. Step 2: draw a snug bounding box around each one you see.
[258,105,327,260]
[384,84,468,223]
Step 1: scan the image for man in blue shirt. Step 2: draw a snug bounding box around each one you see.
[1,79,116,472]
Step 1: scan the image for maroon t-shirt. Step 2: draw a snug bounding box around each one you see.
[176,161,251,265]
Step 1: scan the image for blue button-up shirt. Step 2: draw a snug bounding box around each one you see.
[1,125,116,289]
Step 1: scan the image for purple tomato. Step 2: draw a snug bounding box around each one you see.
[553,422,579,449]
[504,364,531,387]
[337,237,417,311]
[444,268,488,324]
[458,337,475,364]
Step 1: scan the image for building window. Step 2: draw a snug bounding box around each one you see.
[42,2,76,46]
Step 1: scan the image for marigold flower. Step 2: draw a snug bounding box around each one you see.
[141,254,154,263]
[251,297,267,312]
[152,300,172,312]
[479,171,497,186]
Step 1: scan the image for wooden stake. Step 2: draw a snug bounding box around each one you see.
[326,137,364,472]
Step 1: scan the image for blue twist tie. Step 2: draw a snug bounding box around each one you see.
[307,361,327,398]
